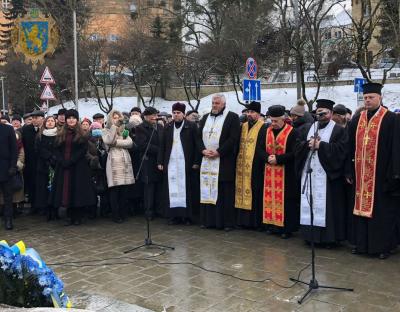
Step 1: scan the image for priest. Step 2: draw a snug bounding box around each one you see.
[199,94,240,231]
[347,82,399,259]
[296,99,348,247]
[257,105,299,238]
[235,101,266,229]
[157,102,201,225]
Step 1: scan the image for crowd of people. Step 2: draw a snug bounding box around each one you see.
[0,82,399,260]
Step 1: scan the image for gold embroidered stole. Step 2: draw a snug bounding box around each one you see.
[354,106,387,218]
[235,120,264,210]
[263,124,293,226]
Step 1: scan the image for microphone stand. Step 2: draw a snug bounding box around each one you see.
[125,123,174,254]
[290,119,353,304]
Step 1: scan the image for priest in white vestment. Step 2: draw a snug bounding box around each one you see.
[158,103,202,225]
[198,94,241,231]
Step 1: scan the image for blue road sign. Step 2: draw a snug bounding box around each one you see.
[354,78,367,93]
[243,79,261,102]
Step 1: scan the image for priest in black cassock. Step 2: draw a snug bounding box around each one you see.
[296,99,348,247]
[257,105,299,238]
[346,83,399,259]
[157,102,202,225]
[199,94,240,231]
[235,101,266,229]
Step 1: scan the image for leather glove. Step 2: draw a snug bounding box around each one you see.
[8,167,17,177]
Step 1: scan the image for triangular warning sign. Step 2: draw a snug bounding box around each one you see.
[40,66,56,84]
[40,84,56,100]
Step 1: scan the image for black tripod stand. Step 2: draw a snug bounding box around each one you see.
[290,121,353,304]
[124,124,174,254]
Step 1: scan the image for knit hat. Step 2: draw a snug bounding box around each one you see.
[65,109,79,120]
[290,105,305,117]
[89,121,102,130]
[81,117,92,125]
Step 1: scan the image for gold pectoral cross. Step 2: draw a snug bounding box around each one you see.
[364,135,370,145]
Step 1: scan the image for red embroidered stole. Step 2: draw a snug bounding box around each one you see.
[263,124,293,226]
[354,106,387,218]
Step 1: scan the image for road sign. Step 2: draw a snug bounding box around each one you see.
[243,79,261,102]
[354,78,366,93]
[245,57,258,79]
[40,66,56,84]
[40,84,56,100]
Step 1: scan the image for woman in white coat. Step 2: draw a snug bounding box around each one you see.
[102,110,134,223]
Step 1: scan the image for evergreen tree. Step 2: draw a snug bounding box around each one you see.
[151,16,164,38]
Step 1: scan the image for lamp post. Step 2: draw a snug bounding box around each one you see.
[73,4,79,111]
[293,0,302,99]
[0,76,5,113]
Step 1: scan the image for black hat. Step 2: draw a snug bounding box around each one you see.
[172,102,186,114]
[58,108,67,115]
[31,110,45,117]
[241,108,248,114]
[316,99,335,111]
[130,107,142,114]
[363,82,383,95]
[346,108,352,115]
[186,110,198,116]
[267,105,285,117]
[92,113,104,119]
[333,104,347,115]
[11,114,22,122]
[143,107,159,116]
[23,113,32,119]
[65,109,79,120]
[246,101,261,114]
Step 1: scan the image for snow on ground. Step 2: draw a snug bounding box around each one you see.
[48,83,400,119]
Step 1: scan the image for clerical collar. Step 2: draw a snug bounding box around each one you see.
[272,125,284,136]
[367,106,380,121]
[210,107,225,117]
[175,120,183,129]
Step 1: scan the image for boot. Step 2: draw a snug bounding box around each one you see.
[5,218,13,230]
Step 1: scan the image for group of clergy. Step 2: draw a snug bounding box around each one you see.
[160,82,399,260]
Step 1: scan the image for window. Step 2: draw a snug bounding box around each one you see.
[2,0,10,10]
[324,32,331,40]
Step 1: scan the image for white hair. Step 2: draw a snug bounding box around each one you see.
[212,94,226,104]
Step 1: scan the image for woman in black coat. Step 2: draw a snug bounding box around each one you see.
[51,109,96,225]
[34,116,58,220]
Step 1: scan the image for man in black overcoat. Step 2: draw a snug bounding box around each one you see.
[21,110,44,213]
[135,107,163,218]
[0,122,17,229]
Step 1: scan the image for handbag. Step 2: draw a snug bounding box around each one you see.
[11,171,24,192]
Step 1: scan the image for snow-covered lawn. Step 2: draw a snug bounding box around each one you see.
[48,83,400,119]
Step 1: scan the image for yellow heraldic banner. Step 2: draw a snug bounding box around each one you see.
[11,9,59,70]
[235,120,264,210]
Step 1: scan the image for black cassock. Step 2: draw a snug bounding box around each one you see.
[236,122,267,229]
[347,109,399,254]
[157,120,202,221]
[199,111,241,229]
[296,122,348,244]
[255,125,300,233]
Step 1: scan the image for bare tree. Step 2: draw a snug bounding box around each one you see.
[80,38,125,113]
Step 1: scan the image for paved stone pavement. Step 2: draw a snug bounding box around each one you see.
[1,215,400,312]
